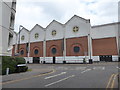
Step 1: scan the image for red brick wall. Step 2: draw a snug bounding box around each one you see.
[66,36,88,56]
[30,42,43,57]
[17,44,27,57]
[46,39,63,57]
[92,37,118,56]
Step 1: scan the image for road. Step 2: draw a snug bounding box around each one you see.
[2,62,120,88]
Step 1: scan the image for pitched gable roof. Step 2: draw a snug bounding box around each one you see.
[65,15,90,25]
[46,20,63,29]
[30,24,45,32]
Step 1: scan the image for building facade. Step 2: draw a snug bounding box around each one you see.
[12,15,119,63]
[0,0,16,56]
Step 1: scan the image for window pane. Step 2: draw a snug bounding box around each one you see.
[51,48,57,54]
[74,46,80,53]
[20,50,24,55]
[34,49,39,55]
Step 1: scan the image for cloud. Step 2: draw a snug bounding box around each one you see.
[14,0,119,32]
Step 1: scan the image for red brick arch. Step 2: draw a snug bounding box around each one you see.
[46,40,63,57]
[48,45,59,57]
[70,43,84,56]
[30,42,43,57]
[32,46,41,57]
[19,48,26,57]
[66,36,88,56]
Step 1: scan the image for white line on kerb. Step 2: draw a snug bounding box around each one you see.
[45,75,75,87]
[44,72,66,79]
[81,69,91,74]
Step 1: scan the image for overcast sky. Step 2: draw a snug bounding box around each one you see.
[14,0,119,32]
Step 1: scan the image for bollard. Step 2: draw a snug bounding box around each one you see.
[6,68,9,75]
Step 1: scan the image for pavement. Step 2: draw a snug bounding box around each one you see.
[2,62,120,88]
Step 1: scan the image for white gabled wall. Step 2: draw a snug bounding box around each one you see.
[30,25,45,43]
[65,16,90,39]
[46,20,64,41]
[19,28,29,44]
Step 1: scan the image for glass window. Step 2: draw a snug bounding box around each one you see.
[73,26,79,32]
[20,50,24,55]
[51,48,57,54]
[74,46,80,53]
[52,30,56,36]
[21,35,25,40]
[35,33,39,39]
[34,49,39,55]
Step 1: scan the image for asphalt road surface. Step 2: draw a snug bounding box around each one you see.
[2,62,120,89]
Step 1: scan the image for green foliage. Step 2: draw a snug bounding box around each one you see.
[2,56,27,75]
[14,57,26,64]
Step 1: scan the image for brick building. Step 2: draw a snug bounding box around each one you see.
[12,15,119,63]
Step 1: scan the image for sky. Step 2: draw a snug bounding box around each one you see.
[14,0,119,32]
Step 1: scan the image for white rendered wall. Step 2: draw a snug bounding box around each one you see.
[0,1,16,56]
[91,24,118,39]
[12,31,17,45]
[65,16,90,39]
[46,20,64,41]
[112,55,118,61]
[19,28,29,44]
[1,2,11,55]
[24,57,33,63]
[30,25,45,42]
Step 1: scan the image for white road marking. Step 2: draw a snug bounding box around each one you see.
[93,67,105,70]
[45,75,75,87]
[116,67,120,69]
[81,69,91,74]
[44,72,66,79]
[75,67,86,70]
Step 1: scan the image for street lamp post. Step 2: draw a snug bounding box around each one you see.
[17,25,23,56]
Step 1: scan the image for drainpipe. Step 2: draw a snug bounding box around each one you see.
[27,31,30,63]
[43,29,46,64]
[63,25,66,63]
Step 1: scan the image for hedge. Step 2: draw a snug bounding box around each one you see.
[2,56,28,75]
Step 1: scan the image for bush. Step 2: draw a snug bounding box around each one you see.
[2,56,28,75]
[15,57,26,64]
[2,56,17,75]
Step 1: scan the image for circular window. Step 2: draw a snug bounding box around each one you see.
[73,26,79,32]
[20,50,24,55]
[74,46,80,53]
[21,35,25,40]
[51,48,57,54]
[35,33,39,39]
[34,49,39,55]
[52,30,56,36]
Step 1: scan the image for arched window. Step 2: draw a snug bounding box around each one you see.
[20,50,24,55]
[35,33,39,39]
[74,46,80,53]
[52,30,57,36]
[34,49,39,55]
[73,26,79,32]
[51,48,57,54]
[21,35,25,40]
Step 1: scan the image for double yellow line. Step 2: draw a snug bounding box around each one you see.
[106,73,118,90]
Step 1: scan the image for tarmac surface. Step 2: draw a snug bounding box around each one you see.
[2,62,120,89]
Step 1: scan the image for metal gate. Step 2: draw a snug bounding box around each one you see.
[33,57,40,63]
[99,55,112,62]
